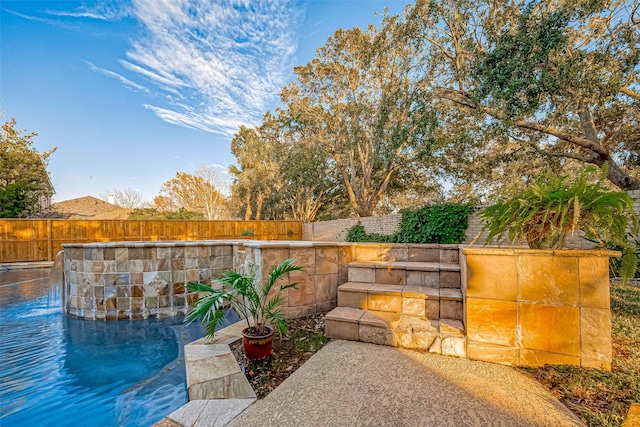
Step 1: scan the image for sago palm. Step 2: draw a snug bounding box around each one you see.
[186,259,302,339]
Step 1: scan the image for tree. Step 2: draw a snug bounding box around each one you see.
[0,117,56,217]
[280,15,441,217]
[99,188,146,209]
[406,0,640,191]
[229,110,350,222]
[229,116,282,220]
[127,207,204,220]
[155,166,228,219]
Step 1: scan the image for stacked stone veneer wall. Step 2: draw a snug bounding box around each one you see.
[62,241,234,320]
[463,247,616,369]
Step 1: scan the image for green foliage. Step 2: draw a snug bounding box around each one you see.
[608,235,640,279]
[186,259,302,339]
[346,225,396,243]
[0,182,32,218]
[240,229,255,237]
[0,117,56,218]
[474,4,573,117]
[346,203,473,244]
[395,204,474,244]
[405,0,640,191]
[479,166,638,281]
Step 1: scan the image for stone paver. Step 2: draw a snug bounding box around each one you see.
[229,340,584,427]
[156,399,256,427]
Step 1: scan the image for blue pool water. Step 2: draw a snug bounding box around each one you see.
[0,268,238,426]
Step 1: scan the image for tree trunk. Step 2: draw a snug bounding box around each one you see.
[244,193,252,220]
[603,160,640,190]
[255,193,264,221]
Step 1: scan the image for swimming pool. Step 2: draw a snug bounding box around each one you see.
[0,268,239,426]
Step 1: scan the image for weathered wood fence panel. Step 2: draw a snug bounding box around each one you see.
[0,219,302,262]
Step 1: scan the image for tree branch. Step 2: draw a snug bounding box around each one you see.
[513,120,609,156]
[621,86,640,100]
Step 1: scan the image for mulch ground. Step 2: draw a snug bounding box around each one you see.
[230,311,329,399]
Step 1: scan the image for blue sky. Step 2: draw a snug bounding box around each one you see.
[1,0,407,203]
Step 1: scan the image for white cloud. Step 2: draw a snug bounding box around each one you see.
[46,2,130,21]
[125,0,300,134]
[41,0,300,136]
[85,61,149,93]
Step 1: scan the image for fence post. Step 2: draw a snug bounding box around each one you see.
[47,219,52,261]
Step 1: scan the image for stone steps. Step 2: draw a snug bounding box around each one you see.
[325,256,467,357]
[347,261,461,288]
[338,282,463,320]
[324,307,466,357]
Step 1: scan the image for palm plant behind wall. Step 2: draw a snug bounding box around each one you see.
[479,165,638,281]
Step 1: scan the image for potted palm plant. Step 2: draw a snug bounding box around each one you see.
[186,259,302,360]
[240,229,255,240]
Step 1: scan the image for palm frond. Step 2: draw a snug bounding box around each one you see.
[185,258,304,339]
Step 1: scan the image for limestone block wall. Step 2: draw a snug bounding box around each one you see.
[462,248,617,369]
[62,241,234,320]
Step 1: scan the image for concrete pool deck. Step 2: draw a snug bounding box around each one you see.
[158,338,585,427]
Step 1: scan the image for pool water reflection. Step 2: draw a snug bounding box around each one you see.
[0,268,238,426]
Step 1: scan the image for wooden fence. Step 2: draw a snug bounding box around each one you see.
[0,219,302,263]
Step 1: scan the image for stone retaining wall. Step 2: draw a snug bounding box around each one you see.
[62,240,461,321]
[463,247,617,369]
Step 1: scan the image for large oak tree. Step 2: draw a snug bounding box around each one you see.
[408,0,640,190]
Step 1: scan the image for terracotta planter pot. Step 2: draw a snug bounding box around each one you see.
[242,326,274,361]
[243,236,252,240]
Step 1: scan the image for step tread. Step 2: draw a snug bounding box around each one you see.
[440,288,463,300]
[360,310,401,327]
[339,282,374,292]
[402,286,440,298]
[349,260,460,271]
[325,306,365,323]
[338,283,455,300]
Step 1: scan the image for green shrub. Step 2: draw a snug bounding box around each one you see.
[346,204,473,244]
[345,225,395,243]
[395,204,473,244]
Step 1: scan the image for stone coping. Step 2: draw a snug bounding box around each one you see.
[462,247,621,257]
[154,399,256,427]
[62,240,239,248]
[61,240,463,249]
[0,261,54,269]
[153,320,256,427]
